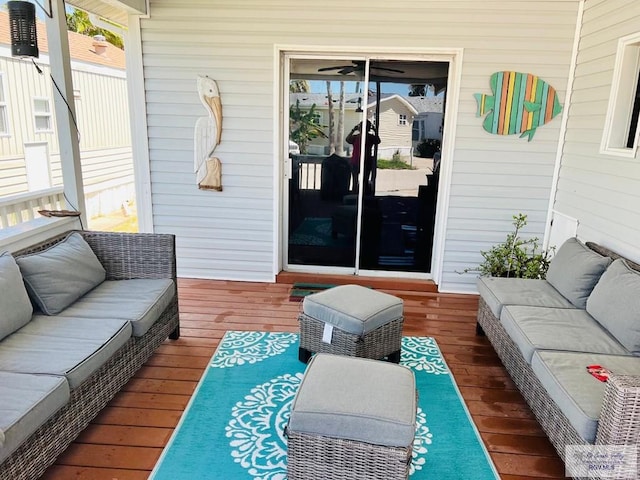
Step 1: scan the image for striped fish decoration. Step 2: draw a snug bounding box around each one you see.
[474,71,562,141]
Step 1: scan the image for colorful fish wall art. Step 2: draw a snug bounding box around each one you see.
[474,71,562,141]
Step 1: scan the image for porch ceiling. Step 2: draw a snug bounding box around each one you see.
[290,58,450,88]
[66,0,147,27]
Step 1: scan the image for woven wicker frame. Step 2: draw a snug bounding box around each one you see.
[298,312,403,360]
[287,430,412,480]
[477,297,640,466]
[0,230,180,480]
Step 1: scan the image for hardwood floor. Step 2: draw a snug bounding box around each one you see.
[41,275,569,480]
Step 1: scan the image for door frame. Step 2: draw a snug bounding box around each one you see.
[275,45,464,286]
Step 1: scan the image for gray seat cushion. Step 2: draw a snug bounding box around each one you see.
[0,252,33,341]
[302,284,403,335]
[0,372,70,463]
[16,232,106,315]
[586,259,640,355]
[57,279,175,337]
[501,306,630,364]
[288,354,416,448]
[477,277,574,318]
[0,316,131,388]
[545,237,611,309]
[531,351,640,443]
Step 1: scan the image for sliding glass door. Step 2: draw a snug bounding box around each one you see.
[284,54,448,276]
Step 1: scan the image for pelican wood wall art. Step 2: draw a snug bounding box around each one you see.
[195,75,223,191]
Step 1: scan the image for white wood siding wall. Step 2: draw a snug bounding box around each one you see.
[141,0,580,287]
[0,50,133,201]
[552,0,640,263]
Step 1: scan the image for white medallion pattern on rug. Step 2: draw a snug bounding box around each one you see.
[211,331,298,368]
[401,336,450,375]
[226,373,432,479]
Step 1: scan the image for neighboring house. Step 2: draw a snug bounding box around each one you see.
[6,0,640,296]
[0,11,133,219]
[406,96,444,145]
[290,92,439,158]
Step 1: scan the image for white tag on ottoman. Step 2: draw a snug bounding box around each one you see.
[322,323,334,344]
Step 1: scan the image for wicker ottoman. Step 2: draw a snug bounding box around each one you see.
[287,354,416,480]
[298,284,403,363]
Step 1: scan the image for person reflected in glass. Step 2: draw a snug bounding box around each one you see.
[346,120,381,195]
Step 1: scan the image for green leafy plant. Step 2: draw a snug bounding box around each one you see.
[289,100,327,154]
[464,214,554,279]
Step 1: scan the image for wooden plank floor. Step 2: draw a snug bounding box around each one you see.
[41,275,569,480]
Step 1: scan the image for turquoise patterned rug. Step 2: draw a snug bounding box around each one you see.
[150,332,499,480]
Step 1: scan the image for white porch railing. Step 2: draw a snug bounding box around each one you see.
[0,187,66,228]
[292,155,324,190]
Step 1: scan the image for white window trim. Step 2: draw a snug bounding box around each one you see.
[0,72,9,137]
[399,113,407,126]
[601,31,640,158]
[33,97,53,134]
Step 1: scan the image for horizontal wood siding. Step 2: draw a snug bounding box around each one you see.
[553,0,640,263]
[376,99,414,154]
[142,0,580,287]
[0,49,133,204]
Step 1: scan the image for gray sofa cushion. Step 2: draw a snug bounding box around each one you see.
[302,284,403,335]
[501,306,630,364]
[0,372,69,463]
[288,354,416,447]
[531,350,640,443]
[56,279,175,337]
[0,252,33,341]
[546,237,612,309]
[0,316,131,388]
[16,233,106,315]
[587,259,640,355]
[477,277,574,318]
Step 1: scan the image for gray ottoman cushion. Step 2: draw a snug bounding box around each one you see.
[531,351,640,443]
[0,372,70,463]
[546,237,611,309]
[288,354,416,447]
[302,284,403,335]
[501,306,629,364]
[477,277,574,318]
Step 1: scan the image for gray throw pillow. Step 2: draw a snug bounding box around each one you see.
[16,233,106,315]
[586,259,640,355]
[0,252,33,340]
[546,237,612,308]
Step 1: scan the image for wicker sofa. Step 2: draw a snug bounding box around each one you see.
[0,230,180,480]
[476,237,640,477]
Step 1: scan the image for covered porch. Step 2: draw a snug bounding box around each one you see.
[34,274,566,480]
[0,0,638,478]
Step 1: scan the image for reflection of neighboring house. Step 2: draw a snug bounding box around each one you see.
[290,92,443,158]
[406,96,444,146]
[0,12,133,218]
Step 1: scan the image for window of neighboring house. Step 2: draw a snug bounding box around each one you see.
[33,97,53,133]
[0,73,8,136]
[412,120,420,141]
[602,32,640,156]
[399,114,408,126]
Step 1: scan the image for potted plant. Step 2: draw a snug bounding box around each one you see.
[464,214,554,279]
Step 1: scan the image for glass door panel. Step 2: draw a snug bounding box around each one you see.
[287,57,366,269]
